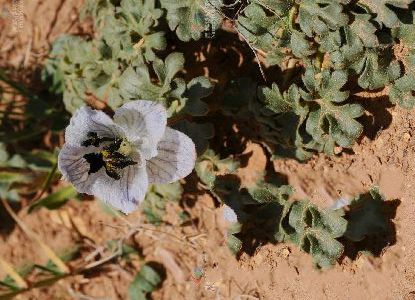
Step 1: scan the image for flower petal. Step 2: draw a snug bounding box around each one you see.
[113,100,167,159]
[65,106,122,147]
[90,165,148,214]
[146,127,196,184]
[58,144,101,194]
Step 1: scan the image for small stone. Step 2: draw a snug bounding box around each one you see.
[403,132,411,142]
[334,146,342,155]
[281,247,290,258]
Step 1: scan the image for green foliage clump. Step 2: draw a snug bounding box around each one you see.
[43,0,214,116]
[160,0,223,41]
[221,178,346,268]
[221,177,395,267]
[36,0,405,270]
[232,0,415,159]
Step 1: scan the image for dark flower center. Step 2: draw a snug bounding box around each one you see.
[82,131,137,180]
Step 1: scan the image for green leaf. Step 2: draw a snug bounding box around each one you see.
[227,78,309,160]
[300,68,364,154]
[0,276,21,292]
[160,0,223,41]
[257,69,364,158]
[196,149,239,189]
[28,186,77,213]
[353,49,401,90]
[0,171,33,184]
[390,74,415,109]
[259,83,296,114]
[35,261,64,276]
[236,2,292,63]
[142,182,183,224]
[183,76,213,116]
[227,232,243,255]
[99,0,165,64]
[118,53,213,117]
[226,222,243,255]
[298,0,349,37]
[358,0,414,28]
[349,13,379,49]
[389,24,415,109]
[290,30,315,58]
[281,200,347,267]
[128,264,162,300]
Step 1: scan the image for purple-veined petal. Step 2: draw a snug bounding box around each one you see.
[113,100,167,159]
[65,106,123,147]
[90,165,148,214]
[146,127,196,184]
[58,144,101,194]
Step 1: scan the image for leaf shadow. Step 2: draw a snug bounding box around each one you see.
[0,201,20,237]
[341,198,400,260]
[357,94,393,140]
[217,168,290,257]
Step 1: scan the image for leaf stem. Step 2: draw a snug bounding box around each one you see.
[0,258,28,290]
[30,160,58,204]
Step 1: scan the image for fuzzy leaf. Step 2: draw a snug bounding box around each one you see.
[236,2,291,60]
[321,18,399,90]
[349,13,379,48]
[353,49,401,90]
[281,200,347,267]
[390,75,415,109]
[301,68,364,153]
[358,0,414,28]
[160,0,223,41]
[183,77,213,116]
[290,30,315,58]
[298,0,349,37]
[99,0,166,64]
[196,149,239,189]
[118,53,213,116]
[389,24,415,108]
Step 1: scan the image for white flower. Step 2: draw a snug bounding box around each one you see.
[328,198,351,210]
[223,205,238,223]
[58,100,196,213]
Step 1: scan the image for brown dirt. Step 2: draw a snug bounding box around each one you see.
[1,1,415,299]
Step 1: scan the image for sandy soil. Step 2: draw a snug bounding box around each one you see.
[1,0,415,299]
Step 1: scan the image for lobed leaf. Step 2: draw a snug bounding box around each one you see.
[298,0,349,37]
[357,0,414,28]
[160,0,223,41]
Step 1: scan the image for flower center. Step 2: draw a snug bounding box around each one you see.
[81,131,137,180]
